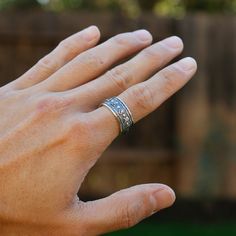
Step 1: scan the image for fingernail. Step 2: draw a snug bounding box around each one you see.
[83,25,99,41]
[163,36,183,49]
[152,187,176,211]
[178,57,197,71]
[133,29,152,42]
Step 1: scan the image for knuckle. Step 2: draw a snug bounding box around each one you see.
[68,115,108,158]
[80,50,105,68]
[68,117,104,158]
[68,116,95,145]
[0,88,12,100]
[37,55,56,72]
[120,192,153,229]
[35,95,73,116]
[58,39,77,55]
[120,199,143,229]
[142,46,163,63]
[106,66,132,92]
[0,89,20,107]
[112,33,133,47]
[159,65,184,94]
[129,83,154,112]
[69,118,89,136]
[122,203,136,228]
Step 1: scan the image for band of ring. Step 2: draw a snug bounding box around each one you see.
[100,97,134,134]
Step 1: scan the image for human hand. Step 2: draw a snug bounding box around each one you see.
[0,26,197,235]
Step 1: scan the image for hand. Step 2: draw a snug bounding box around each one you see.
[0,26,197,235]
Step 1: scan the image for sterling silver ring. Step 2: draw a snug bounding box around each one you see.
[101,97,134,134]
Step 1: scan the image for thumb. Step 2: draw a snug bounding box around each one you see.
[79,184,175,235]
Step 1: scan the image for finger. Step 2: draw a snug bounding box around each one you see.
[93,57,197,138]
[14,26,100,90]
[120,57,197,122]
[75,36,184,109]
[42,30,153,92]
[76,184,175,235]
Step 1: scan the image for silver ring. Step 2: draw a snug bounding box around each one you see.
[100,97,134,134]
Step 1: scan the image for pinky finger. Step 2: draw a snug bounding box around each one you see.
[14,26,100,90]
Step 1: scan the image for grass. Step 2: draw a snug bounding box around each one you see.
[106,221,236,236]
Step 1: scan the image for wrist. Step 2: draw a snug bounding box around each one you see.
[0,222,39,236]
[0,219,85,236]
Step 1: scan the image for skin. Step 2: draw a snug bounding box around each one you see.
[0,26,197,235]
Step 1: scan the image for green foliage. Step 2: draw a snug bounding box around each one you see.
[46,0,119,10]
[0,0,39,9]
[107,222,236,236]
[0,0,236,16]
[154,0,185,17]
[183,0,236,12]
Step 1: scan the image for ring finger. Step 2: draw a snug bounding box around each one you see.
[92,57,197,139]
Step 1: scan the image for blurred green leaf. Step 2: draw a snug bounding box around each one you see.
[0,0,236,15]
[0,0,40,9]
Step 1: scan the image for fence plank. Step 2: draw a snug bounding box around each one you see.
[0,11,235,198]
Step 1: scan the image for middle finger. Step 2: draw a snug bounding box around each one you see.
[41,30,153,92]
[69,36,183,110]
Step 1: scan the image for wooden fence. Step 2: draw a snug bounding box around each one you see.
[0,11,235,199]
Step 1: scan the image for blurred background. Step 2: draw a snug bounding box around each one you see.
[0,0,236,235]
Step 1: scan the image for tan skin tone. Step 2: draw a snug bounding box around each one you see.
[0,26,197,235]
